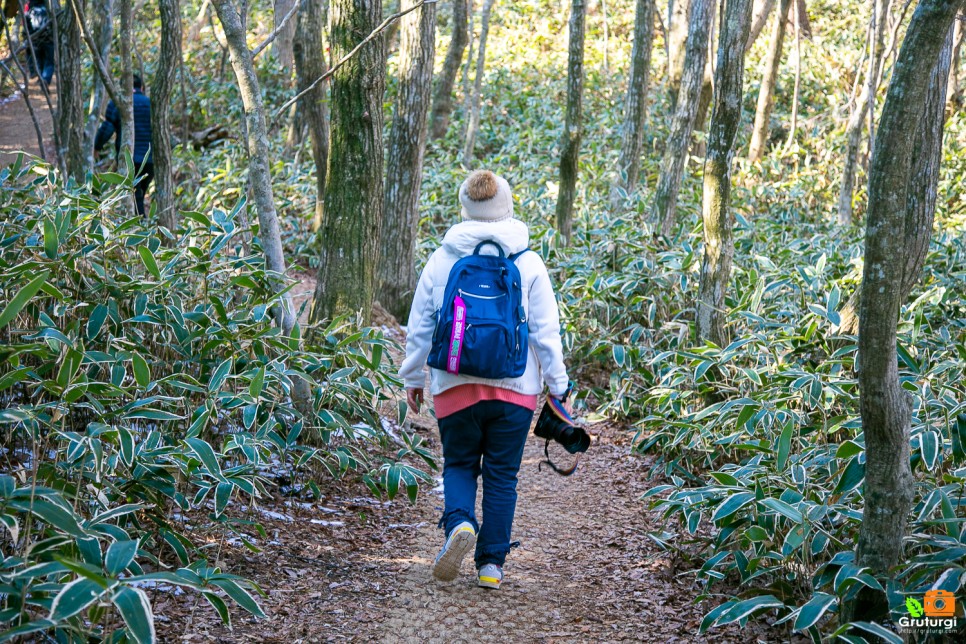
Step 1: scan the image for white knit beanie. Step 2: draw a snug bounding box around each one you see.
[459,170,514,222]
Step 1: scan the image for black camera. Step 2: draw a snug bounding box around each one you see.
[534,397,590,455]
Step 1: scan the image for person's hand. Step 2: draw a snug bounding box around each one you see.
[407,388,424,413]
[551,393,573,416]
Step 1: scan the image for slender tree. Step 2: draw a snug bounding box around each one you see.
[461,0,496,167]
[854,0,959,621]
[651,0,714,236]
[554,0,587,245]
[152,0,182,232]
[82,0,113,170]
[273,0,298,69]
[783,0,802,148]
[746,0,776,48]
[379,0,437,320]
[311,0,386,323]
[947,13,964,111]
[696,0,754,346]
[747,0,792,162]
[837,0,890,225]
[293,0,329,231]
[612,0,654,205]
[118,0,135,173]
[56,0,87,179]
[667,0,690,107]
[211,0,297,334]
[946,14,966,112]
[429,0,468,140]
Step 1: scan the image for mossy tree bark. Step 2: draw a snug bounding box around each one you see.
[429,0,468,140]
[747,0,792,162]
[311,0,385,324]
[853,0,960,622]
[293,0,329,232]
[696,0,754,347]
[652,0,714,236]
[212,0,297,335]
[379,0,436,321]
[837,0,890,226]
[612,0,654,205]
[554,0,587,246]
[152,0,182,233]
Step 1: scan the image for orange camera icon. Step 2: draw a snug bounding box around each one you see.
[924,589,957,617]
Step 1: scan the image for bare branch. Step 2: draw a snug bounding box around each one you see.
[252,0,302,59]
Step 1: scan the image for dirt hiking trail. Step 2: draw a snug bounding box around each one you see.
[0,81,55,167]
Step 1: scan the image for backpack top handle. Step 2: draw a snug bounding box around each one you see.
[473,240,505,258]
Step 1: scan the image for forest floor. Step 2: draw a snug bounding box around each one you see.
[0,94,792,642]
[0,78,55,168]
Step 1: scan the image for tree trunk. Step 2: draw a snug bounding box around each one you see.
[697,0,753,347]
[152,0,182,233]
[946,12,963,111]
[693,1,719,138]
[837,0,890,225]
[652,0,714,236]
[293,0,329,232]
[747,0,792,162]
[273,0,298,70]
[746,0,775,49]
[56,0,86,180]
[310,0,385,323]
[379,0,436,321]
[212,0,297,335]
[554,0,587,246]
[854,0,959,622]
[612,0,655,205]
[461,0,496,167]
[118,0,135,176]
[83,0,113,170]
[667,0,690,107]
[429,0,468,140]
[783,0,801,149]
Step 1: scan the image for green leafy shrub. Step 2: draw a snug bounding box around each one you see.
[0,156,431,641]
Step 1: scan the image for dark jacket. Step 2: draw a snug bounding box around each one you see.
[94,89,153,165]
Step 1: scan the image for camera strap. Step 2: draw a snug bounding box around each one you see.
[537,439,580,476]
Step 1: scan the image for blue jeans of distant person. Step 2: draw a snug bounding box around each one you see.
[437,400,533,568]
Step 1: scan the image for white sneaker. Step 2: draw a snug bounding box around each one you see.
[432,522,476,581]
[477,563,503,589]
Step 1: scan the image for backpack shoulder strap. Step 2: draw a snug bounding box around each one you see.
[508,248,530,262]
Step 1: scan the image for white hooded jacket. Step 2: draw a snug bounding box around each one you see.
[399,219,570,398]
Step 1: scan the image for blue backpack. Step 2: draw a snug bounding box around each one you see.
[427,241,529,379]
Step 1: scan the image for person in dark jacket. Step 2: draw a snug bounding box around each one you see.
[22,0,54,86]
[94,74,154,216]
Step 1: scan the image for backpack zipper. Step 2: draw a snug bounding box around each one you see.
[458,289,506,300]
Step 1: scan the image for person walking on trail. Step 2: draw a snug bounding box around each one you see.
[399,170,572,590]
[21,0,54,87]
[94,74,153,217]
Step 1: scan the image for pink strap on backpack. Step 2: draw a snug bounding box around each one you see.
[446,296,467,374]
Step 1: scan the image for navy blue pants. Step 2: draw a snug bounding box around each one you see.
[437,400,534,567]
